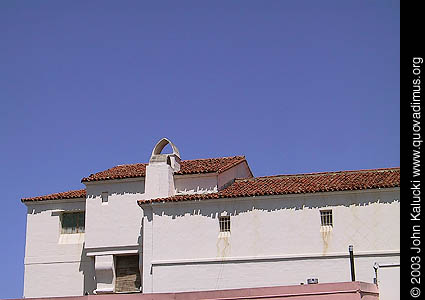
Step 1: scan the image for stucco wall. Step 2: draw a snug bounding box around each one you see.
[23,167,399,298]
[24,199,95,298]
[217,161,252,189]
[151,256,397,293]
[174,174,218,195]
[24,261,95,298]
[173,161,252,195]
[85,179,145,250]
[377,265,400,300]
[143,188,399,293]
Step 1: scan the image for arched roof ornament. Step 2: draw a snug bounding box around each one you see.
[149,138,181,171]
[151,138,180,158]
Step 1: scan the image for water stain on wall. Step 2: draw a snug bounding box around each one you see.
[216,233,231,258]
[215,232,231,289]
[321,226,332,254]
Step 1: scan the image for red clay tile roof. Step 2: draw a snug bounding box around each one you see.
[21,189,86,202]
[22,156,249,202]
[81,156,248,182]
[138,167,400,204]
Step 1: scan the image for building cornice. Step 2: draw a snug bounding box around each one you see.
[142,187,400,208]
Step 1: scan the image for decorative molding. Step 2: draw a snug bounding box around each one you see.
[86,245,140,257]
[151,250,400,267]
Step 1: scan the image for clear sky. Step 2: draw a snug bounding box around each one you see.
[0,1,399,298]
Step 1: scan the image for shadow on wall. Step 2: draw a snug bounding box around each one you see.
[85,179,146,202]
[28,202,86,215]
[145,189,399,273]
[151,189,399,220]
[28,188,144,215]
[79,243,96,295]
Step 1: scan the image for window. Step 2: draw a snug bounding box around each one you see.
[320,210,333,227]
[61,212,85,234]
[219,216,231,232]
[102,192,109,204]
[115,255,141,292]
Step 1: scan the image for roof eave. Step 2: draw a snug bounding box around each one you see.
[137,185,400,206]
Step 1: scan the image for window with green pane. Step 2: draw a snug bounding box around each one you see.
[61,212,85,234]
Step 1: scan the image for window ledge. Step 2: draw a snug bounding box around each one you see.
[218,232,231,238]
[59,233,85,244]
[320,225,333,233]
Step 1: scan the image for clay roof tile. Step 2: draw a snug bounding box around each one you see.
[138,167,400,205]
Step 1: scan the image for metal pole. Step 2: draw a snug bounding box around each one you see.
[349,245,355,281]
[373,262,379,286]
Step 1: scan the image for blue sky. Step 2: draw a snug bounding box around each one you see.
[0,1,399,298]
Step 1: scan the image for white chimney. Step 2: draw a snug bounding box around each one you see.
[144,138,181,200]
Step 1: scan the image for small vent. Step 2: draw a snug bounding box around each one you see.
[307,278,319,284]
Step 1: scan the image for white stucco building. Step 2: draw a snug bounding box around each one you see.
[22,138,400,299]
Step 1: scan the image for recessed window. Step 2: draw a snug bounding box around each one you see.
[320,210,333,227]
[115,255,141,292]
[219,216,231,232]
[102,192,109,204]
[61,212,85,234]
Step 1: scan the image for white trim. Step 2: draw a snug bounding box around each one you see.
[25,260,86,266]
[25,255,92,265]
[51,208,85,213]
[23,197,86,205]
[86,245,140,257]
[87,249,140,257]
[58,232,85,244]
[151,250,400,266]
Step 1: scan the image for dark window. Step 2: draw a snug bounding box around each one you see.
[219,216,231,232]
[61,212,85,234]
[320,210,333,227]
[115,255,141,293]
[102,192,109,204]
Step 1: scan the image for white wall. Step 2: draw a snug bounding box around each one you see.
[84,178,146,293]
[22,164,258,297]
[83,164,252,253]
[24,261,95,298]
[173,161,252,195]
[175,174,218,195]
[23,199,95,298]
[377,265,400,300]
[84,179,145,250]
[151,256,398,293]
[218,161,252,189]
[24,166,398,298]
[142,188,399,293]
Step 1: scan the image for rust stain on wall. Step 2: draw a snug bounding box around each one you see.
[321,226,332,254]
